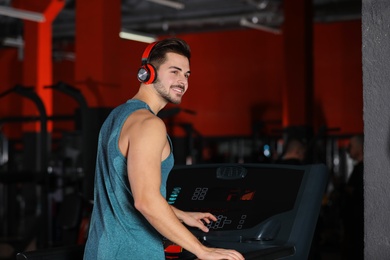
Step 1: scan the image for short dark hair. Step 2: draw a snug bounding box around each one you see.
[149,38,191,70]
[284,138,306,153]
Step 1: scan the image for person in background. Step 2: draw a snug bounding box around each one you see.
[275,137,307,165]
[341,134,364,260]
[83,38,244,260]
[274,137,325,260]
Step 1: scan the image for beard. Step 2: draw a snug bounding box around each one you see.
[154,80,183,105]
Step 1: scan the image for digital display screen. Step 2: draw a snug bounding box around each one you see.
[190,187,256,202]
[166,165,305,231]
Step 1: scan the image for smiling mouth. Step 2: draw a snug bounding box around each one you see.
[171,85,184,94]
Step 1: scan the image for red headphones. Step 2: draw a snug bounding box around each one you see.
[137,41,158,84]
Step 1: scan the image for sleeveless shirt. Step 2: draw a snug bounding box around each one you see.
[83,99,174,260]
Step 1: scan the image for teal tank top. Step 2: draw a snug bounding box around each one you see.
[84,99,174,260]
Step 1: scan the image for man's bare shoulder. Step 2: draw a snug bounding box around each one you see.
[119,109,166,155]
[125,109,166,136]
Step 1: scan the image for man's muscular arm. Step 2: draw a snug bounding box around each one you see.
[124,112,244,260]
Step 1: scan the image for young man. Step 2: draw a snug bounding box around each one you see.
[83,38,244,260]
[275,138,307,165]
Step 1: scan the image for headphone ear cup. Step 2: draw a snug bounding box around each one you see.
[138,41,158,84]
[137,65,149,83]
[138,63,157,84]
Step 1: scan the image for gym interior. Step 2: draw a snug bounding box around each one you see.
[0,0,368,259]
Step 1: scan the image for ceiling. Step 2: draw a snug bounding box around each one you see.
[0,0,361,46]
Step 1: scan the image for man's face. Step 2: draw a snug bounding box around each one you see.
[153,52,190,105]
[348,137,362,161]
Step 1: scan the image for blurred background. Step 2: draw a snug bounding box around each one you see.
[0,0,362,259]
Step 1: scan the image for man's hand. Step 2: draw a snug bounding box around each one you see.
[180,211,217,233]
[196,247,245,260]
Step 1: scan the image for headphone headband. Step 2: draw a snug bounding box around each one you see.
[141,41,157,64]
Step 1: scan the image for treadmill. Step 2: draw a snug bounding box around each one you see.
[164,163,328,260]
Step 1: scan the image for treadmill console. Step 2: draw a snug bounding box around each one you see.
[164,163,328,260]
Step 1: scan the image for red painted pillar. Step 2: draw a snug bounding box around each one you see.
[13,0,64,132]
[281,0,314,128]
[11,0,64,247]
[75,0,121,201]
[75,0,121,107]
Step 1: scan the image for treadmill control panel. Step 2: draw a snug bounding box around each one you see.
[166,165,304,231]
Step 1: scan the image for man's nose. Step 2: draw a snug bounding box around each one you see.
[178,76,188,86]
